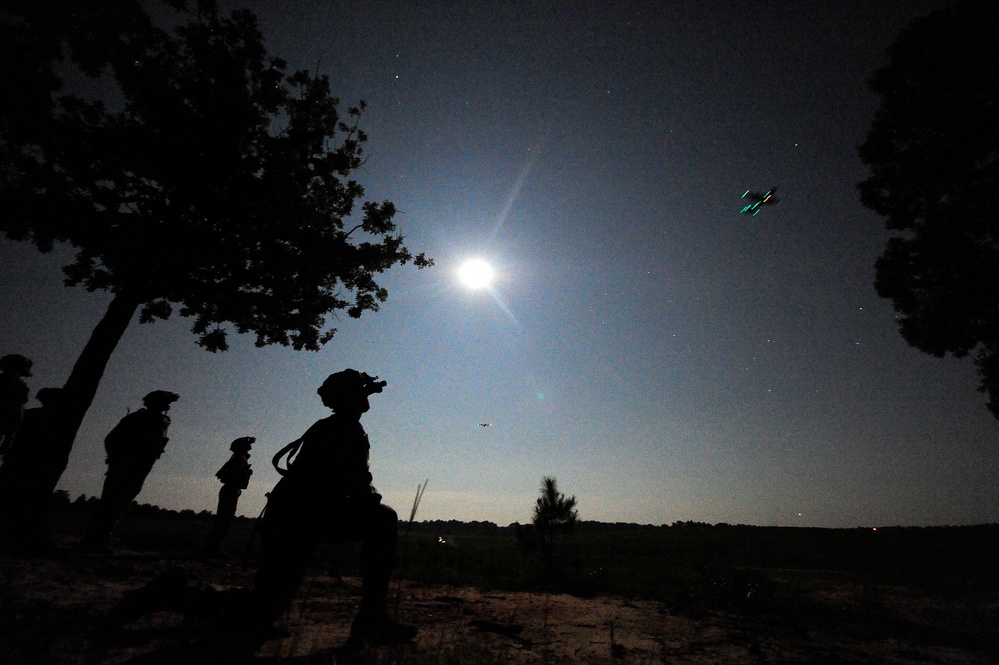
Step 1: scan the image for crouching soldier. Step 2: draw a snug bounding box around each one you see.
[203,436,254,556]
[250,369,416,651]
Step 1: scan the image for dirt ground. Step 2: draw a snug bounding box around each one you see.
[1,549,997,664]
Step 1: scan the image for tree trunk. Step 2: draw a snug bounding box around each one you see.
[0,292,139,544]
[60,291,140,443]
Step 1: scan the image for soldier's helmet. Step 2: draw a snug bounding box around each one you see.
[230,436,255,452]
[142,390,180,407]
[317,369,386,401]
[0,354,33,377]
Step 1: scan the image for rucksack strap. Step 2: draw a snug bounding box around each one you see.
[271,438,304,476]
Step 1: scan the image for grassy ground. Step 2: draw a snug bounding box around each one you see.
[49,508,999,606]
[23,509,999,663]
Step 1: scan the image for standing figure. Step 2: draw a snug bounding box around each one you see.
[204,436,254,556]
[249,369,415,651]
[0,387,69,554]
[79,390,179,552]
[0,353,32,456]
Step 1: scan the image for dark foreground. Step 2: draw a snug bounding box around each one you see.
[1,516,997,664]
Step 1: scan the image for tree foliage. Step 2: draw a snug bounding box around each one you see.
[1,0,430,353]
[0,0,431,476]
[532,475,578,567]
[857,1,999,417]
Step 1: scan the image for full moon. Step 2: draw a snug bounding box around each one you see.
[458,259,494,289]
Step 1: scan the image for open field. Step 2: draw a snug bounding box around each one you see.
[1,510,997,663]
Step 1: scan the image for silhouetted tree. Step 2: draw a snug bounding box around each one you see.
[532,476,578,571]
[0,2,431,463]
[71,494,101,513]
[858,1,999,417]
[50,489,71,511]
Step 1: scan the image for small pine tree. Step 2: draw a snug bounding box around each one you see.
[532,476,578,573]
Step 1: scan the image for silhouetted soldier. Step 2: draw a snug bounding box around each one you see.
[250,369,416,651]
[0,353,32,456]
[203,436,254,556]
[79,390,179,552]
[0,387,69,555]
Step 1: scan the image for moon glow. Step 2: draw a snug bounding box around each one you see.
[458,259,494,289]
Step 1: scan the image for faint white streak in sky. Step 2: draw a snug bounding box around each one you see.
[487,286,520,328]
[489,151,538,243]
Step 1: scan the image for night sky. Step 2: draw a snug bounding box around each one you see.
[3,0,995,528]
